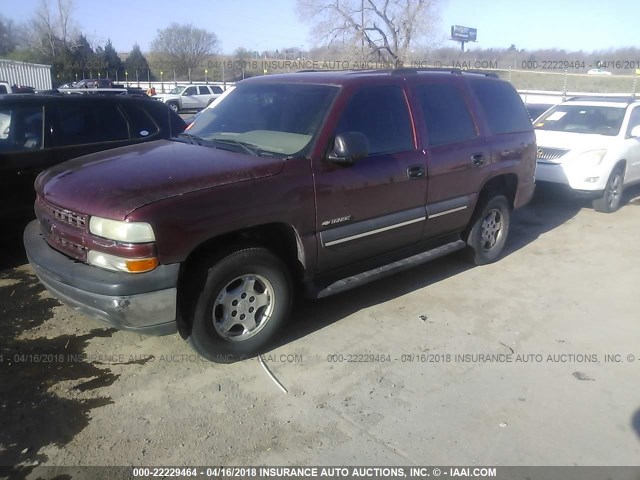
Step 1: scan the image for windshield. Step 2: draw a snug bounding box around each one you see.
[169,86,186,94]
[186,83,338,156]
[535,104,625,136]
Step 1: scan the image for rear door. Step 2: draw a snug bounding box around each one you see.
[410,78,488,238]
[313,82,428,272]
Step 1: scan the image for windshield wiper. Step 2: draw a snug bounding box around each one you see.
[174,132,204,146]
[212,138,261,156]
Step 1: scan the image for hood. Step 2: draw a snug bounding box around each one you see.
[535,130,615,153]
[151,94,174,101]
[37,139,285,219]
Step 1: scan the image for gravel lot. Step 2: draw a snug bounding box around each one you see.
[1,186,640,478]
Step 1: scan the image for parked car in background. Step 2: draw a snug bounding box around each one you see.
[0,82,36,94]
[153,84,224,112]
[24,68,536,362]
[72,78,113,89]
[587,68,612,76]
[0,94,186,218]
[525,103,555,122]
[184,85,236,128]
[534,96,640,212]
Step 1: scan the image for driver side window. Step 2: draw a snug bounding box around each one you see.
[184,87,197,96]
[335,85,414,157]
[627,107,640,136]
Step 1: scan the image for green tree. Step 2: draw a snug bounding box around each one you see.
[125,44,153,81]
[97,39,123,80]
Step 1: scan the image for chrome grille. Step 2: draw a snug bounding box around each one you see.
[38,199,87,229]
[537,147,569,162]
[52,236,87,255]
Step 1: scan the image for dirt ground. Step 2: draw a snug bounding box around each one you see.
[1,186,640,479]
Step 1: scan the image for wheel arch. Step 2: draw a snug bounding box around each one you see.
[477,173,518,208]
[176,223,305,336]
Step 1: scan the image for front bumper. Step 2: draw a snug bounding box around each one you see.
[535,160,608,192]
[24,220,179,336]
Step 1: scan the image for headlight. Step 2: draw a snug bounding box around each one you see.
[87,251,158,273]
[578,149,607,166]
[89,216,155,243]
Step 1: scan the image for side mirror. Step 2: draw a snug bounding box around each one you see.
[630,125,640,138]
[327,132,369,165]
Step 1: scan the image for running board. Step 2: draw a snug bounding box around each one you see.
[312,240,467,299]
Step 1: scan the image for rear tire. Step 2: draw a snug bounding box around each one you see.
[463,195,511,265]
[593,167,624,213]
[188,247,292,363]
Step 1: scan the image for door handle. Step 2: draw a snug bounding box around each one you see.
[471,153,487,166]
[407,165,425,179]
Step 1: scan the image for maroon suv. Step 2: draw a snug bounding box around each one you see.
[24,69,536,362]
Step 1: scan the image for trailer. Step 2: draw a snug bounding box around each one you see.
[0,59,53,91]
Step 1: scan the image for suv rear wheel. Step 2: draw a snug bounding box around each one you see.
[593,166,624,213]
[189,247,292,363]
[464,195,511,265]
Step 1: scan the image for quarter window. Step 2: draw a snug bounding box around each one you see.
[335,85,414,155]
[121,104,159,138]
[470,80,532,134]
[417,83,477,145]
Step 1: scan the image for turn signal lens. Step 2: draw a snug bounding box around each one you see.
[125,257,159,273]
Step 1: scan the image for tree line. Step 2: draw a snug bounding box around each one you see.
[1,0,638,86]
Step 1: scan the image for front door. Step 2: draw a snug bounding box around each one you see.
[313,83,428,273]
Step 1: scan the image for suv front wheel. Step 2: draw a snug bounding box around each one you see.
[464,195,511,265]
[189,247,292,363]
[593,166,624,213]
[167,101,179,113]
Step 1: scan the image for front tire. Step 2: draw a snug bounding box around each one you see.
[189,247,292,363]
[464,195,511,265]
[593,167,624,213]
[167,102,179,113]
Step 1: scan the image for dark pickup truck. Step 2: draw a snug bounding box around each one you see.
[24,69,536,362]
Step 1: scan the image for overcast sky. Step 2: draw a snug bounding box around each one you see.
[7,0,640,54]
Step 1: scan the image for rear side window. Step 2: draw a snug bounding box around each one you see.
[336,85,414,155]
[53,103,129,146]
[0,105,44,153]
[211,86,223,94]
[417,83,477,145]
[470,80,532,134]
[121,103,159,138]
[198,86,210,95]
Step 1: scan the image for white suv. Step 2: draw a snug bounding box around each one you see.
[534,97,640,212]
[153,84,224,113]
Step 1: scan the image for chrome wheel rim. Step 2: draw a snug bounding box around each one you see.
[607,174,621,208]
[212,274,275,342]
[480,208,503,251]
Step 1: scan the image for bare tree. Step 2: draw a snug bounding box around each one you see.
[0,15,19,55]
[28,0,77,58]
[297,0,441,63]
[151,23,219,75]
